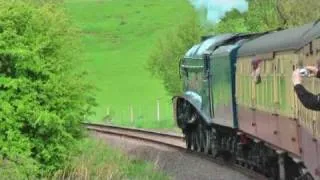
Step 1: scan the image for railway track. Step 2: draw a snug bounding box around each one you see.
[84,123,185,149]
[84,123,268,180]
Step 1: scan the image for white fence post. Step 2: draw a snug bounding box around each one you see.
[130,105,134,123]
[106,107,110,116]
[157,99,160,121]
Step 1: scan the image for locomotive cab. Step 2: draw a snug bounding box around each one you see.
[180,44,212,122]
[174,34,242,128]
[175,33,256,128]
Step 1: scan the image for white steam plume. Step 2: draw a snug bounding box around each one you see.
[189,0,248,23]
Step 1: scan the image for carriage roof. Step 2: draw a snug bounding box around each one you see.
[238,21,320,57]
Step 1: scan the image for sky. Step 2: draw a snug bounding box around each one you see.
[189,0,248,23]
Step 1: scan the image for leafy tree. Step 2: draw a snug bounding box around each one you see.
[213,9,248,33]
[0,0,95,177]
[215,0,320,34]
[277,0,320,27]
[245,0,283,32]
[214,0,283,33]
[147,14,201,95]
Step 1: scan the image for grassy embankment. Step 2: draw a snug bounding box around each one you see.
[51,139,170,180]
[64,0,194,128]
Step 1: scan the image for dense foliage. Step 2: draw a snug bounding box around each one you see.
[277,0,320,27]
[215,0,320,33]
[0,0,95,177]
[149,0,320,95]
[147,14,201,95]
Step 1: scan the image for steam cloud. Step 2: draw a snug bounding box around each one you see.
[189,0,248,23]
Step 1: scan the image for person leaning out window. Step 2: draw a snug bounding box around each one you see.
[292,66,320,111]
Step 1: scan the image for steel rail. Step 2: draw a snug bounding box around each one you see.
[84,122,184,139]
[84,122,185,150]
[84,123,267,180]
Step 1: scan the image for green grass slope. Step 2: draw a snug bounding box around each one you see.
[64,0,194,128]
[51,138,170,179]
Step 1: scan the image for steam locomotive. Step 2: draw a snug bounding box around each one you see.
[173,21,320,180]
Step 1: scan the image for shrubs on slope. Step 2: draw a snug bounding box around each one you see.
[0,0,95,177]
[147,15,201,96]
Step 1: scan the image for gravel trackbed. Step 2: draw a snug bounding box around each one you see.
[91,132,263,180]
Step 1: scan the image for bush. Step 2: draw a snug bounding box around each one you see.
[147,15,201,95]
[0,0,95,177]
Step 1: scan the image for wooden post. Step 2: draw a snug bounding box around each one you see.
[106,107,110,116]
[157,99,160,121]
[130,105,134,123]
[122,110,124,121]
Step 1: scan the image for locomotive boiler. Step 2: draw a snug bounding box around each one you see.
[173,21,320,180]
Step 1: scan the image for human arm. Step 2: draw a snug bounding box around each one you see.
[292,69,320,110]
[294,84,320,110]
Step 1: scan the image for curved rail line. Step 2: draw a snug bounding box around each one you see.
[84,122,185,149]
[84,123,267,180]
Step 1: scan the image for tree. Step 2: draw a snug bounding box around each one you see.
[211,0,283,34]
[0,0,95,177]
[277,0,320,27]
[212,9,249,33]
[147,14,201,95]
[212,0,320,34]
[244,0,320,30]
[245,0,283,32]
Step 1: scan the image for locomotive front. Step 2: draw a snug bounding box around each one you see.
[174,34,237,129]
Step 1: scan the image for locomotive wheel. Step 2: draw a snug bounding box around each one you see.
[267,164,279,180]
[302,173,314,180]
[211,133,218,157]
[198,124,205,152]
[204,128,213,154]
[185,130,192,150]
[191,129,200,151]
[196,127,202,152]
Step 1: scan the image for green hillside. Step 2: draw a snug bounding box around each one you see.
[64,0,194,128]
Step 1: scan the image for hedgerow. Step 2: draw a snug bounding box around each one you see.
[0,0,95,177]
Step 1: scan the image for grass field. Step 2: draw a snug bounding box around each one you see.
[64,0,194,128]
[51,138,170,179]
